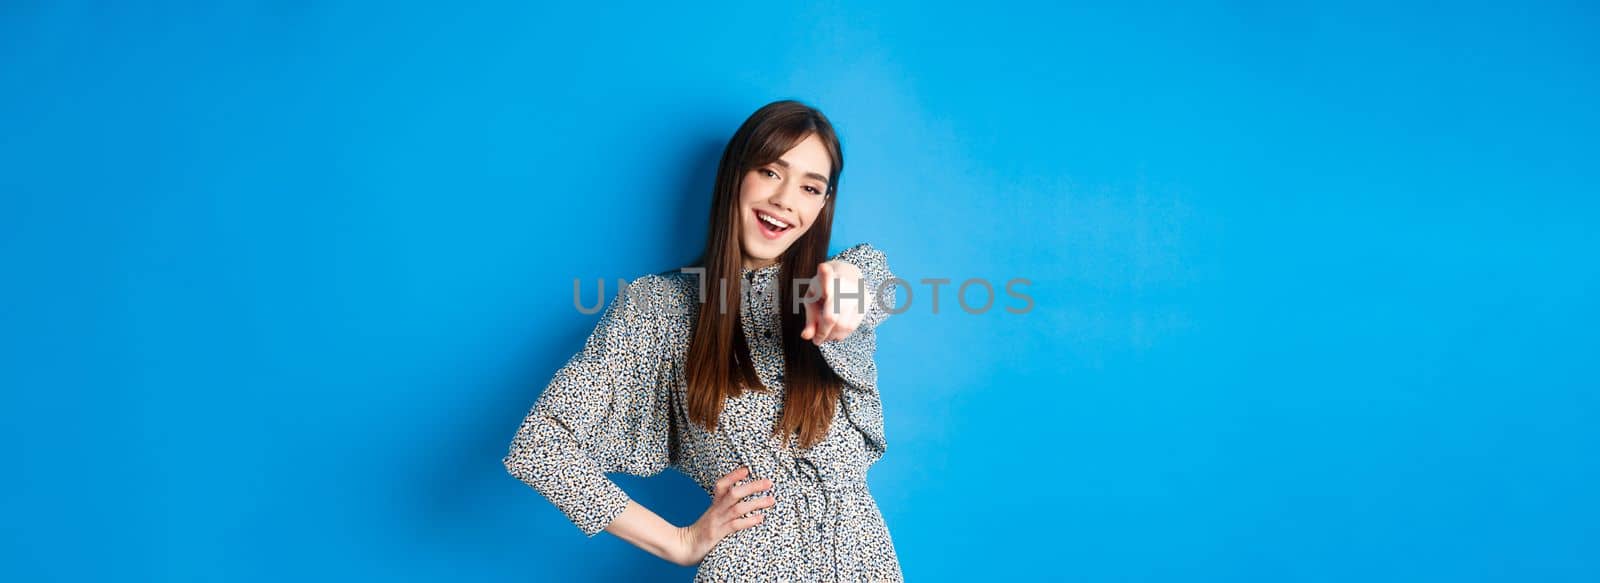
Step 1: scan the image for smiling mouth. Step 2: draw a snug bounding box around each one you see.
[755,210,793,233]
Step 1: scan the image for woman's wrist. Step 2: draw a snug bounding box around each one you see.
[608,468,771,567]
[673,522,709,567]
[605,500,705,567]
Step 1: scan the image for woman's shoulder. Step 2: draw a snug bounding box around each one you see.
[831,242,894,284]
[612,269,700,316]
[832,242,890,267]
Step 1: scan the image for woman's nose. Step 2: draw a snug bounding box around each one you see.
[768,183,803,208]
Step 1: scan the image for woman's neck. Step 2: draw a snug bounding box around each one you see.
[741,255,779,270]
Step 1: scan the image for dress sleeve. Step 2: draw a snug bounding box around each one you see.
[502,275,677,537]
[817,243,898,461]
[829,242,897,333]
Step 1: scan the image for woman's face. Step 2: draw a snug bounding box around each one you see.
[738,133,832,269]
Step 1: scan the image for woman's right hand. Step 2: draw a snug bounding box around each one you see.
[674,466,776,566]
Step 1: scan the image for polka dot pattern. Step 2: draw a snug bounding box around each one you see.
[503,243,903,581]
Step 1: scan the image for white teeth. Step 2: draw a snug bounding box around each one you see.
[758,212,791,229]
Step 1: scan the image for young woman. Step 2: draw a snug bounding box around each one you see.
[503,100,903,581]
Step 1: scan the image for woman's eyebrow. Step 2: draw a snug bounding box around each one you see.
[772,158,830,185]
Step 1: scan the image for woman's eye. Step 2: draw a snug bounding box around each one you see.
[762,168,778,178]
[805,186,821,195]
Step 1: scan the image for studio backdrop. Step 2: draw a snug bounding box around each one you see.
[3,1,1596,581]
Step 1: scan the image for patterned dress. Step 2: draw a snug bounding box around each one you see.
[503,243,904,581]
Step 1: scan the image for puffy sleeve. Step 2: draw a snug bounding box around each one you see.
[502,275,677,537]
[817,242,899,462]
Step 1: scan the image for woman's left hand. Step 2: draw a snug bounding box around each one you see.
[801,260,867,346]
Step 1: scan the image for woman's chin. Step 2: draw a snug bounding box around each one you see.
[742,234,785,260]
[740,242,781,266]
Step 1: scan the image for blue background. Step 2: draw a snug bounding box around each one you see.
[3,1,1596,581]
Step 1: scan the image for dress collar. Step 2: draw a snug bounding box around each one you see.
[739,262,782,280]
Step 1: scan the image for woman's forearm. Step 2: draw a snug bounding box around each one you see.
[604,499,697,566]
[599,468,772,568]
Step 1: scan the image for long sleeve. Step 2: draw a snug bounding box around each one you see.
[502,275,677,537]
[817,243,898,462]
[828,242,897,333]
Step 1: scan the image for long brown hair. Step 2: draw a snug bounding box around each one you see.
[685,99,844,450]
